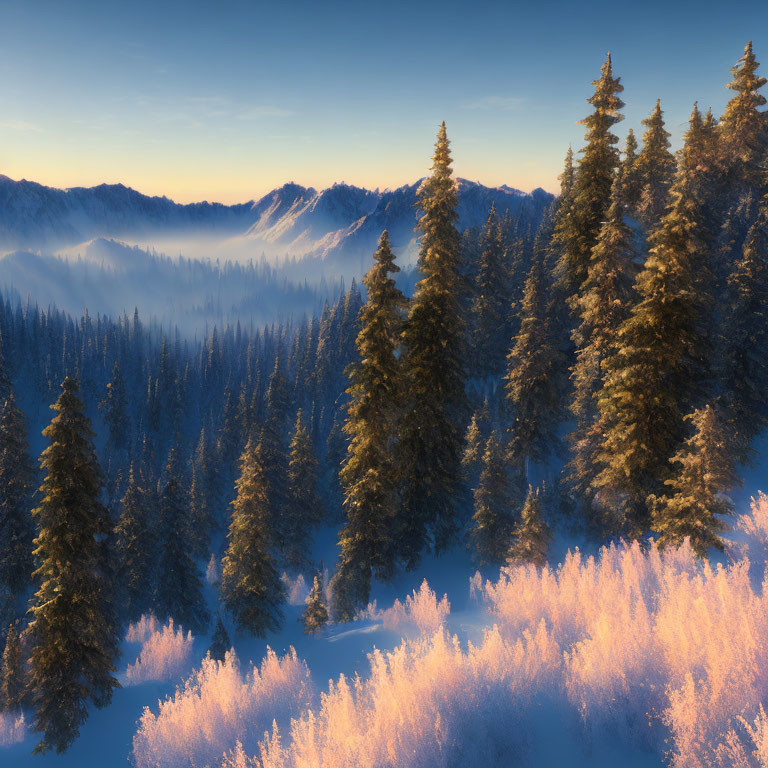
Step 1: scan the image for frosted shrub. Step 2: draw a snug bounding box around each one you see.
[481,538,768,765]
[281,573,309,606]
[126,619,195,684]
[132,523,768,768]
[732,493,768,572]
[133,648,312,768]
[258,624,560,768]
[126,613,160,645]
[716,706,768,768]
[379,579,451,635]
[0,712,26,747]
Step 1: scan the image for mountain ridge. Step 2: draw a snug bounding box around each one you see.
[0,174,554,264]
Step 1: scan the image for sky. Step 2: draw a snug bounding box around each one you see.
[0,0,766,204]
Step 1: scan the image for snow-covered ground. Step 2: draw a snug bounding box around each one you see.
[5,475,768,767]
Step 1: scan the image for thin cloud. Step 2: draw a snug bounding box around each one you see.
[238,105,295,120]
[462,96,524,111]
[0,119,42,132]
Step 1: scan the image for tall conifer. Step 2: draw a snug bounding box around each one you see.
[595,106,716,534]
[333,232,405,617]
[0,393,35,600]
[471,432,514,565]
[554,54,624,310]
[27,377,119,754]
[650,405,736,556]
[635,99,676,225]
[114,464,155,624]
[398,124,467,567]
[156,447,208,633]
[284,410,322,571]
[220,438,284,637]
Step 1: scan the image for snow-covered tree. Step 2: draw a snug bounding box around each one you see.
[27,377,119,754]
[221,438,284,637]
[509,485,551,567]
[650,404,737,556]
[399,123,467,566]
[302,574,329,634]
[471,432,514,565]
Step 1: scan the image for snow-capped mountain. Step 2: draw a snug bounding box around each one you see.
[0,175,553,265]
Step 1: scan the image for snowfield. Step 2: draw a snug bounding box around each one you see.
[6,495,768,768]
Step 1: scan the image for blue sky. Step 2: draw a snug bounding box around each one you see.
[0,0,766,203]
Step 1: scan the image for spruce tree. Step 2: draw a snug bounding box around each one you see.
[335,232,405,616]
[99,360,128,453]
[208,615,231,662]
[27,377,119,754]
[0,393,35,600]
[505,250,563,471]
[509,485,551,567]
[618,128,642,211]
[0,622,24,712]
[220,438,284,637]
[399,123,467,567]
[301,574,329,634]
[595,106,716,534]
[720,196,768,462]
[114,464,155,625]
[554,53,624,310]
[156,447,208,633]
[719,41,768,189]
[635,99,676,225]
[649,405,737,556]
[471,206,512,377]
[284,410,322,571]
[471,432,514,565]
[565,176,636,528]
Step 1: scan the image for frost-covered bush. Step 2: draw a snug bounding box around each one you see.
[132,499,768,768]
[126,614,161,645]
[0,712,25,747]
[126,619,195,684]
[133,648,312,768]
[731,492,768,574]
[360,580,450,636]
[256,624,559,768]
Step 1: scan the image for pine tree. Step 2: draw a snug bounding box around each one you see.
[635,99,676,225]
[259,353,291,551]
[505,250,563,471]
[471,206,512,377]
[27,377,119,754]
[333,232,405,617]
[649,405,737,556]
[554,53,624,310]
[508,485,551,567]
[301,574,329,634]
[618,128,642,211]
[565,176,636,527]
[398,123,467,567]
[719,41,768,188]
[208,615,231,662]
[220,438,284,637]
[156,447,208,633]
[0,393,35,599]
[720,196,768,462]
[99,360,128,453]
[471,432,514,565]
[114,464,155,625]
[284,410,322,571]
[595,106,716,534]
[461,412,485,491]
[0,622,24,712]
